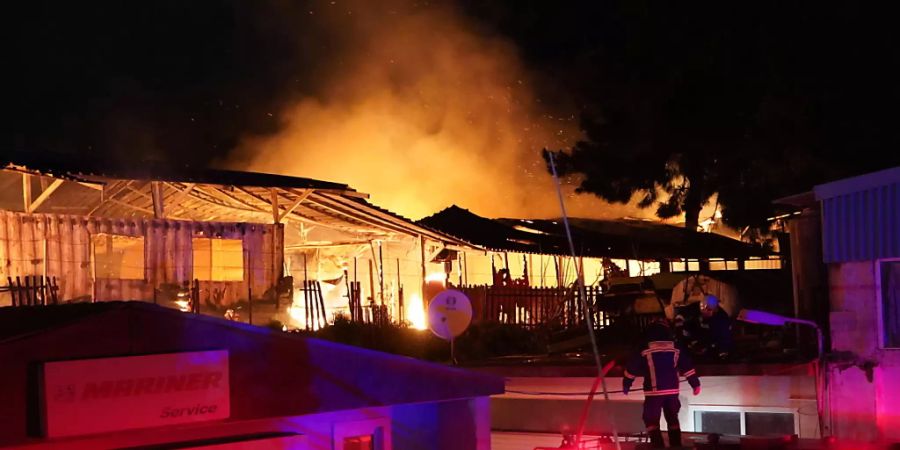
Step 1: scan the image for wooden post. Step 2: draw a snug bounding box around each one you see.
[270,189,280,224]
[368,259,375,306]
[151,182,164,218]
[419,235,427,305]
[22,174,31,212]
[554,256,561,287]
[378,242,385,306]
[578,256,585,287]
[317,282,327,327]
[658,259,671,273]
[42,238,48,281]
[396,258,403,322]
[699,258,710,272]
[247,249,253,325]
[24,276,31,306]
[8,277,16,307]
[193,279,201,314]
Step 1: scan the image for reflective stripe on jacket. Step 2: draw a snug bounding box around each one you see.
[623,341,700,396]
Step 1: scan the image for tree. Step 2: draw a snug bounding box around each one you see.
[539,2,900,231]
[542,2,761,231]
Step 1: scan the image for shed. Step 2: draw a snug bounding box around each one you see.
[0,302,503,449]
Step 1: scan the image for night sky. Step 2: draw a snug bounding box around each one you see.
[8,1,900,217]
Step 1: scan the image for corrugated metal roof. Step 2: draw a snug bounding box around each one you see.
[3,152,355,192]
[419,205,771,260]
[1,154,477,248]
[815,167,900,263]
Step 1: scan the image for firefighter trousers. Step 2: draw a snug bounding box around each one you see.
[642,394,681,430]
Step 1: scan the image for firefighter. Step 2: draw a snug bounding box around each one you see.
[623,319,701,448]
[698,294,734,360]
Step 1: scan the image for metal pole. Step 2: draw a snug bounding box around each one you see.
[788,318,827,438]
[247,249,253,326]
[548,152,620,450]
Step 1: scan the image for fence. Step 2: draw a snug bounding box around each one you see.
[4,275,60,306]
[459,284,601,329]
[457,284,667,332]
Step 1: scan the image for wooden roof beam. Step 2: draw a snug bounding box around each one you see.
[164,182,196,209]
[319,192,471,247]
[231,186,351,231]
[28,178,64,213]
[305,191,446,240]
[278,189,313,222]
[199,185,264,211]
[302,193,418,238]
[22,173,31,212]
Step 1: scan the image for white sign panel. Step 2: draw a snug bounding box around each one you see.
[42,350,230,438]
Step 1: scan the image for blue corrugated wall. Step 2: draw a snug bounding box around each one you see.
[821,182,900,263]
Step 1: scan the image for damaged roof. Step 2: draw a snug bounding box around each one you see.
[1,153,473,247]
[419,205,771,260]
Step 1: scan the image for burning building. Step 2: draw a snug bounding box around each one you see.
[419,205,780,289]
[0,154,474,330]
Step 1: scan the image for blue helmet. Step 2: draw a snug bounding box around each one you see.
[703,295,720,309]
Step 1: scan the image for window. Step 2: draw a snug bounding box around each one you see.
[343,435,374,450]
[333,418,391,450]
[193,238,244,282]
[691,406,797,436]
[745,412,796,436]
[880,260,900,348]
[694,411,741,435]
[745,257,783,270]
[92,234,144,280]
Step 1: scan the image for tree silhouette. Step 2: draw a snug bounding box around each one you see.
[538,2,900,230]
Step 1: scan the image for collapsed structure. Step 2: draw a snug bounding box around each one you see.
[0,155,784,333]
[0,154,472,329]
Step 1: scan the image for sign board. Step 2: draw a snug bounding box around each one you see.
[41,350,230,438]
[427,289,472,340]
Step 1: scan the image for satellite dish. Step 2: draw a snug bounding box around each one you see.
[427,289,473,340]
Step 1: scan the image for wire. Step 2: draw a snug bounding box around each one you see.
[506,379,694,396]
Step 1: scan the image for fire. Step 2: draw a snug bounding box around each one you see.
[408,292,428,330]
[226,1,644,221]
[425,272,447,285]
[174,299,191,313]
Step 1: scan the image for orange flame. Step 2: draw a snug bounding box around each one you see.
[408,292,428,330]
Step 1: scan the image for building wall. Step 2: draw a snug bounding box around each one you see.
[0,304,502,448]
[0,211,283,307]
[827,260,900,443]
[819,179,900,263]
[9,399,491,450]
[495,374,818,438]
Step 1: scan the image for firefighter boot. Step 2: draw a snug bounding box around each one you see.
[668,428,682,447]
[649,429,665,448]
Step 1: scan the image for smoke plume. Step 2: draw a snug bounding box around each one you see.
[228,0,647,220]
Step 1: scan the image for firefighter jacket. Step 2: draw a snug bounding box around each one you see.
[622,340,701,396]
